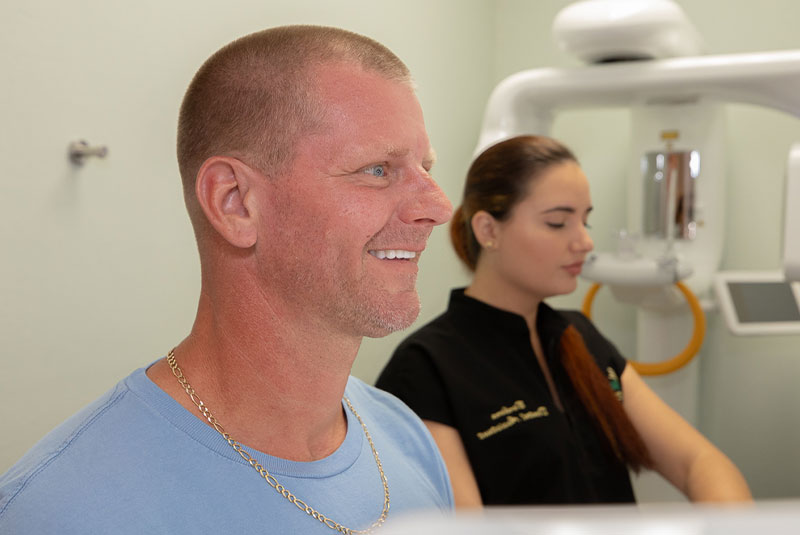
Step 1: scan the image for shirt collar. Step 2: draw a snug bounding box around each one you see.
[447,288,570,340]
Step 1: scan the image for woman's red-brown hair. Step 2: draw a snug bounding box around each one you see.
[451,135,652,471]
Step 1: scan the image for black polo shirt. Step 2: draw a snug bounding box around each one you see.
[376,288,635,505]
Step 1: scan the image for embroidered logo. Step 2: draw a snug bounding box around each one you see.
[607,367,623,402]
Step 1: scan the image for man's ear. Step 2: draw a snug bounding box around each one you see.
[195,156,258,248]
[471,210,500,250]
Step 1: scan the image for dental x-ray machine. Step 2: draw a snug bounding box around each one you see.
[475,0,800,387]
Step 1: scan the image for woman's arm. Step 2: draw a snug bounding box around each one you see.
[621,365,752,502]
[423,420,484,508]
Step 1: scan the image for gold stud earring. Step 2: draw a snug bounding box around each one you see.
[485,241,495,249]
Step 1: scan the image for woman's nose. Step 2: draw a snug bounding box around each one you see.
[573,224,594,252]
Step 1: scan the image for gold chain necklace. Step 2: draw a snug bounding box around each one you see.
[166,349,390,534]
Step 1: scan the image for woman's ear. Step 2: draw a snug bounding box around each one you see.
[195,156,258,248]
[471,210,500,250]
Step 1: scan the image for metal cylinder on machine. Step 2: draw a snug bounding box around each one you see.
[642,149,700,241]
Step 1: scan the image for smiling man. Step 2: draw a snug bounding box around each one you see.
[0,26,453,533]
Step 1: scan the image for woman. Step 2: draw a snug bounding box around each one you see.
[376,135,751,507]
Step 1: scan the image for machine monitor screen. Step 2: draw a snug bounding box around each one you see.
[714,271,800,335]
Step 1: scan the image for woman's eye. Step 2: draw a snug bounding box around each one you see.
[546,222,566,229]
[583,221,592,229]
[363,164,388,178]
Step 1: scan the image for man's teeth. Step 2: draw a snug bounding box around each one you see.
[369,250,417,260]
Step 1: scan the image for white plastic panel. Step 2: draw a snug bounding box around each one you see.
[784,144,800,281]
[553,0,704,63]
[714,270,800,335]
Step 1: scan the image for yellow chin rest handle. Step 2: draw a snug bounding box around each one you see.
[581,281,705,376]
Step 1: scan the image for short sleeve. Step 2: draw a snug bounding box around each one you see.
[375,342,457,427]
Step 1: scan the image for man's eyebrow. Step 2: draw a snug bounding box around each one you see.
[386,147,410,158]
[384,147,437,166]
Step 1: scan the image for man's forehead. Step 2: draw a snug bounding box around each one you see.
[302,62,432,165]
[313,61,418,113]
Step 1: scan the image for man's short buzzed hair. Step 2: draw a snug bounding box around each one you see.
[176,25,411,194]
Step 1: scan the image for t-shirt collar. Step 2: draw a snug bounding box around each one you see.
[447,288,570,340]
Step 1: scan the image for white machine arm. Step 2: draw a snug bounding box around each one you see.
[477,50,800,154]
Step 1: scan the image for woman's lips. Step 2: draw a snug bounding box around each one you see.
[563,262,584,276]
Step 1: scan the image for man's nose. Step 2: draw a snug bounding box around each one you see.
[398,172,453,226]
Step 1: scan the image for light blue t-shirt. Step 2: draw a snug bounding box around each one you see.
[0,366,453,533]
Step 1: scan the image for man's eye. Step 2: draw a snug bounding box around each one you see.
[363,164,387,178]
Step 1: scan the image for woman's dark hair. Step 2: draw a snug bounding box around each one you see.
[450,135,578,270]
[451,135,652,471]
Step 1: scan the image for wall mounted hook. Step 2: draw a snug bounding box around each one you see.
[68,140,108,165]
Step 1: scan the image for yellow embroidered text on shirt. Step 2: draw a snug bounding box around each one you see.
[490,400,526,420]
[477,405,549,440]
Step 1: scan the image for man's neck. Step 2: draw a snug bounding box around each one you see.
[147,295,361,462]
